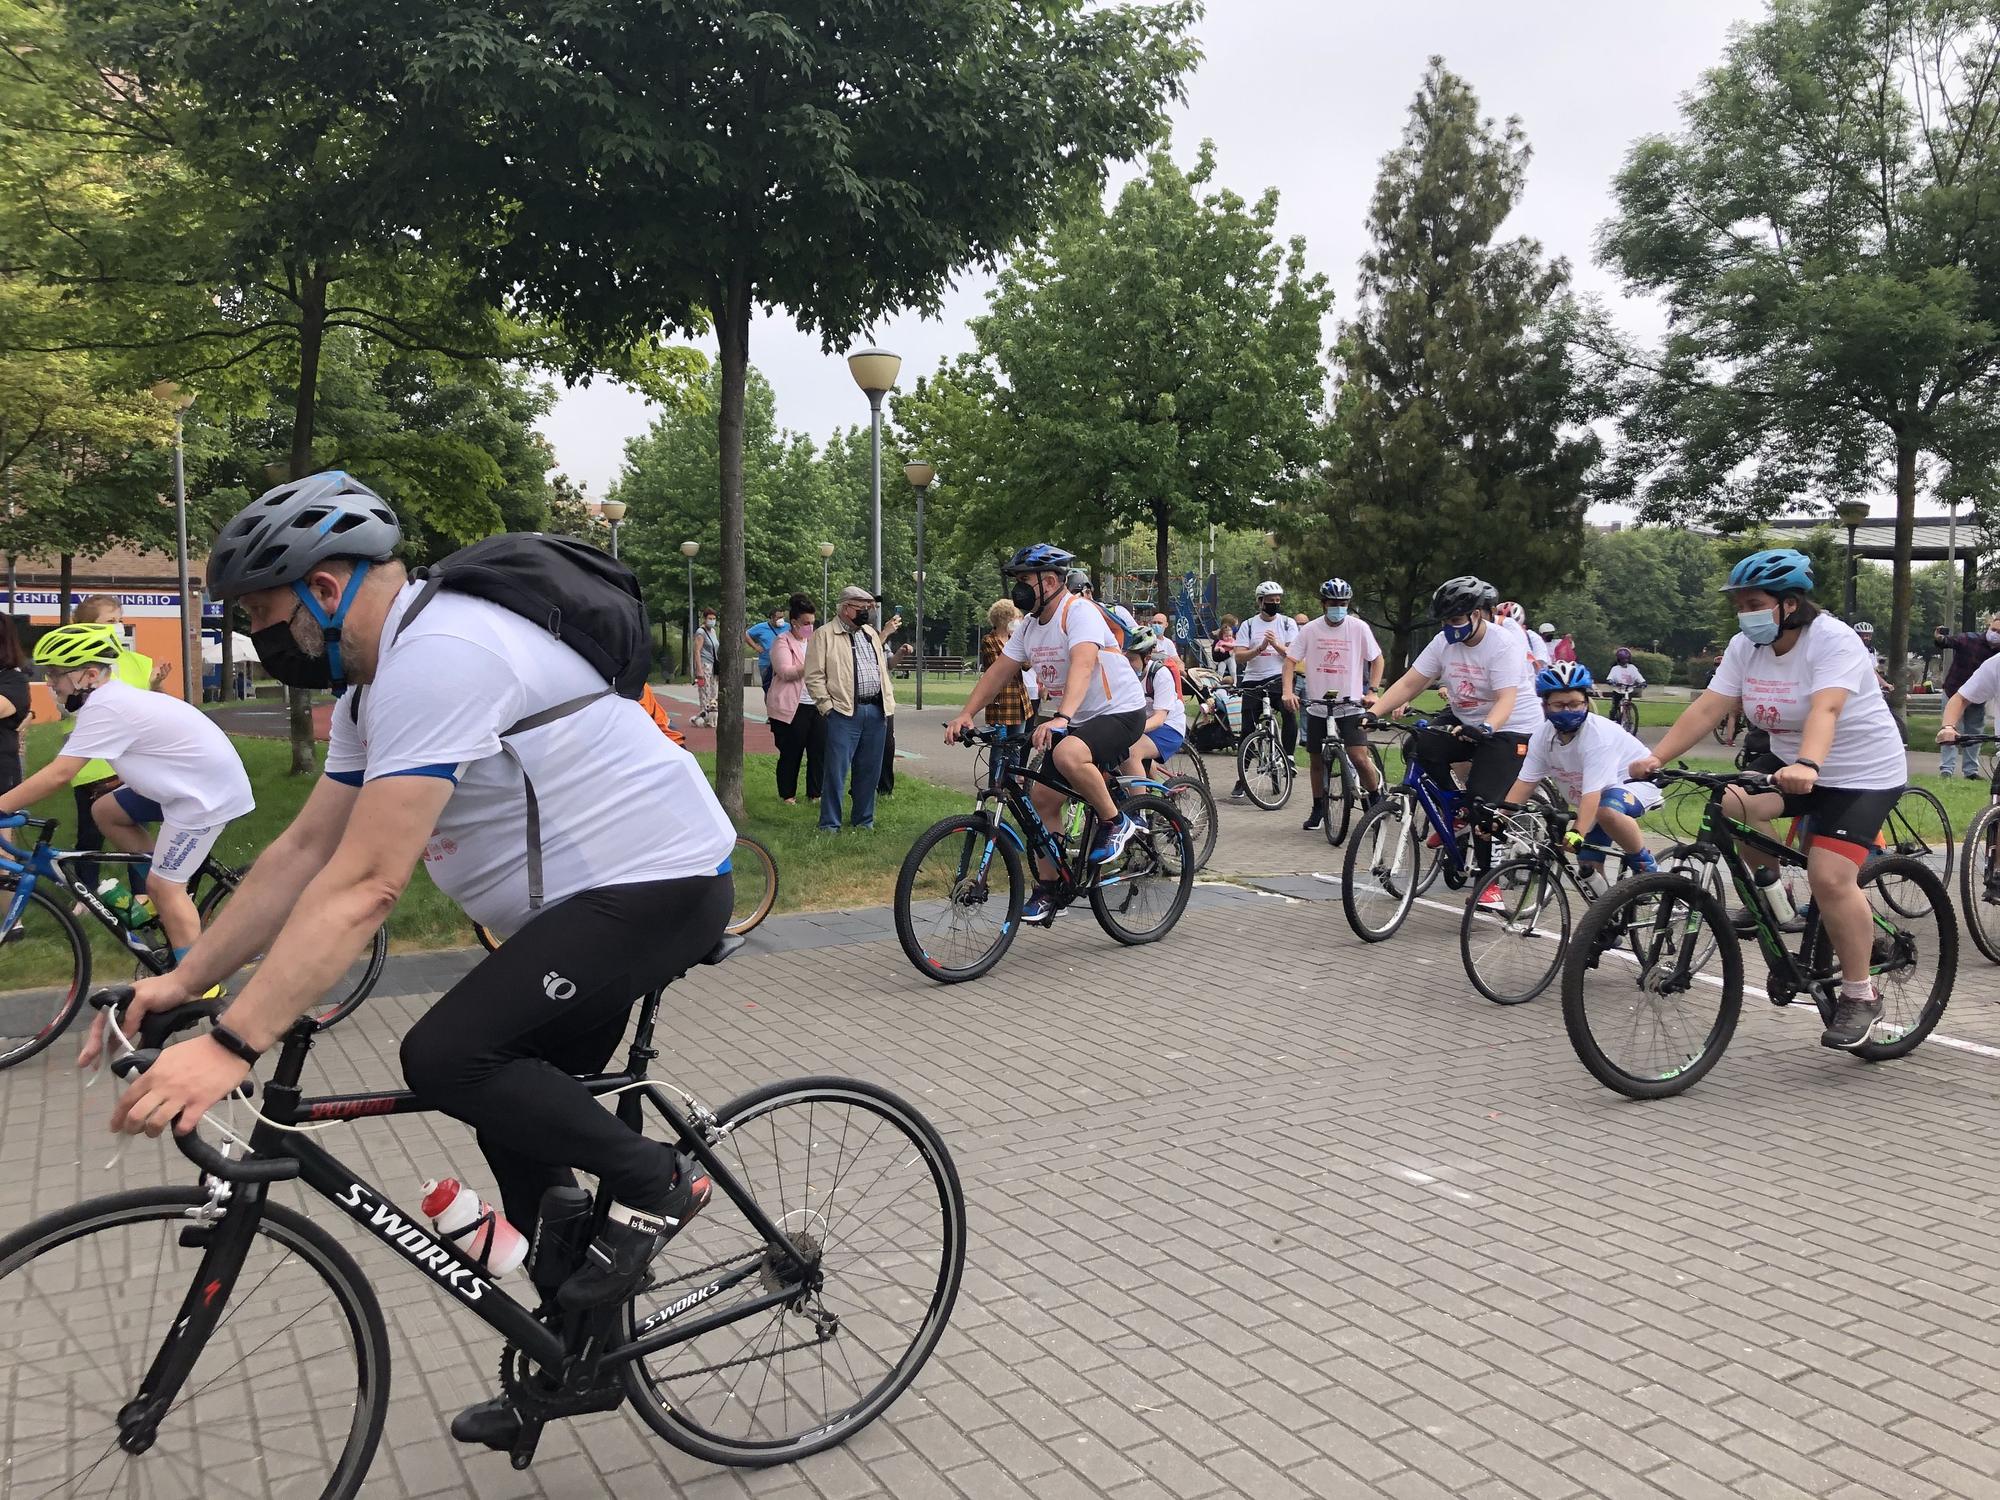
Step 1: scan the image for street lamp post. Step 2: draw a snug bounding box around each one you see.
[904,462,935,711]
[151,381,198,702]
[1837,500,1871,618]
[680,540,700,681]
[818,541,836,604]
[847,348,902,622]
[601,498,627,560]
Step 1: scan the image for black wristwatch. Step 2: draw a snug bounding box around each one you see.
[1794,757,1821,772]
[207,1022,264,1066]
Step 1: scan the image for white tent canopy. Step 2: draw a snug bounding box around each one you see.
[201,632,256,666]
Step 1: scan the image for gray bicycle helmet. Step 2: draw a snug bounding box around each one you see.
[206,471,401,599]
[1431,575,1494,620]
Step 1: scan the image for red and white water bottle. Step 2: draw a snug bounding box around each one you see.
[420,1177,529,1277]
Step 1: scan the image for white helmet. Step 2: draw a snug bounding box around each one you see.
[1495,601,1524,623]
[1538,622,1556,636]
[1254,580,1283,599]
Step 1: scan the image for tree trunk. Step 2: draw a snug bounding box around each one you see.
[1889,440,1918,718]
[285,270,329,775]
[710,272,753,824]
[1153,500,1171,619]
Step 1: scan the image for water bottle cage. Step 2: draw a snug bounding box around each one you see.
[440,1207,498,1263]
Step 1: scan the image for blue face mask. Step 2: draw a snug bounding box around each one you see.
[1324,606,1347,624]
[1738,607,1782,646]
[1442,619,1476,644]
[1546,707,1590,734]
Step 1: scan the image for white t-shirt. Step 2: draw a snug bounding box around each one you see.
[1237,610,1300,684]
[1520,713,1663,813]
[1710,617,1906,790]
[1146,664,1187,736]
[1002,595,1146,721]
[1605,663,1645,689]
[1954,653,2000,706]
[1009,616,1039,701]
[1412,624,1543,736]
[64,680,254,830]
[1292,616,1382,707]
[326,586,736,934]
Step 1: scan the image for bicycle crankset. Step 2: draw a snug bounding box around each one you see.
[498,1343,624,1424]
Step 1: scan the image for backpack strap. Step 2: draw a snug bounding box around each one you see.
[500,688,615,909]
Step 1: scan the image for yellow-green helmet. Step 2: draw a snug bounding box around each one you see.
[32,622,122,669]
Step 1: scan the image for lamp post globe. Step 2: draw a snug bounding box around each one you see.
[600,498,628,560]
[848,348,902,622]
[680,540,700,682]
[818,541,836,602]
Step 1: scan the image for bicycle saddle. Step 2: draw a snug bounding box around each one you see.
[703,934,746,966]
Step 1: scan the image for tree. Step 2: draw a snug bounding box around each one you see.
[1600,0,2000,708]
[915,141,1332,594]
[1282,60,1607,671]
[372,0,1199,820]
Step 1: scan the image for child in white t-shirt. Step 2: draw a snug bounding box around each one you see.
[1502,664,1660,895]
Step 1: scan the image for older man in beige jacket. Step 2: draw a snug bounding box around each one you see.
[802,586,897,830]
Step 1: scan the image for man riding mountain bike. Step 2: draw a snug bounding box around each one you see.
[89,470,740,1451]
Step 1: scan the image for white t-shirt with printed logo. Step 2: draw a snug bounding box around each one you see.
[1237,610,1300,684]
[1605,663,1645,690]
[1292,616,1382,708]
[63,679,255,830]
[1519,713,1663,813]
[1412,624,1543,736]
[1002,595,1146,722]
[1145,664,1187,736]
[1710,618,1906,790]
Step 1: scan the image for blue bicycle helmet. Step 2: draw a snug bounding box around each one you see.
[1722,548,1814,595]
[1002,542,1076,577]
[1319,577,1352,602]
[1534,661,1594,696]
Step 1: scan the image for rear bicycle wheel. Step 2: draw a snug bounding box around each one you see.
[0,880,90,1071]
[0,1186,390,1498]
[894,814,1025,981]
[1877,785,1952,900]
[1160,775,1217,872]
[622,1076,965,1466]
[1959,803,2000,965]
[1561,872,1741,1099]
[1091,795,1196,944]
[1460,855,1569,1005]
[1851,854,1955,1061]
[1342,791,1423,942]
[726,832,779,935]
[200,871,386,1028]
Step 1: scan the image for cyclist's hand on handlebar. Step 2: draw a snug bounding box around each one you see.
[1938,723,1959,743]
[944,713,975,745]
[1772,761,1818,795]
[1030,714,1067,751]
[1629,754,1662,782]
[110,1030,250,1139]
[78,972,196,1071]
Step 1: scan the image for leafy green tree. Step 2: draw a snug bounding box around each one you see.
[1600,0,2000,707]
[1283,60,1607,670]
[911,142,1332,594]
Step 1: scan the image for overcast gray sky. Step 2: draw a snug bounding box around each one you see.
[537,0,1767,498]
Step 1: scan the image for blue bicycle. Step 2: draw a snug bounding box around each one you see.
[1340,719,1555,943]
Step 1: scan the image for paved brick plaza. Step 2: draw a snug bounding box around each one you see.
[6,774,2000,1498]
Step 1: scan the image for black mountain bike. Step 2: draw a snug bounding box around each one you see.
[894,724,1195,982]
[0,955,965,1495]
[0,814,386,1070]
[1560,768,1955,1099]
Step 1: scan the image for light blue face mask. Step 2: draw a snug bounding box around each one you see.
[1442,619,1476,644]
[1738,607,1782,646]
[1325,606,1347,624]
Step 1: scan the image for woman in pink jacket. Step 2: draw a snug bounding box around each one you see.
[766,594,823,804]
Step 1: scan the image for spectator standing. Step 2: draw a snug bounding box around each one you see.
[746,605,790,694]
[693,609,720,726]
[0,617,29,795]
[766,595,823,804]
[804,587,895,831]
[876,607,904,796]
[1936,614,2000,778]
[981,600,1031,729]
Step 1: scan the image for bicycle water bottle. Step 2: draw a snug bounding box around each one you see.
[95,878,144,929]
[1065,801,1087,841]
[527,1185,595,1292]
[420,1177,529,1277]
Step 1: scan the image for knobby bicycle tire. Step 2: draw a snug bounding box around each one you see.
[1960,802,2000,965]
[1090,794,1196,945]
[0,881,91,1071]
[894,813,1025,982]
[1846,853,1956,1062]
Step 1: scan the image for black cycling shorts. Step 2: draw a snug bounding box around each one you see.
[1305,712,1369,752]
[1062,709,1149,771]
[1779,784,1901,862]
[1413,717,1530,805]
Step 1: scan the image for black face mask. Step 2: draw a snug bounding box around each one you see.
[1260,600,1280,616]
[63,689,91,715]
[252,617,333,690]
[1009,579,1040,614]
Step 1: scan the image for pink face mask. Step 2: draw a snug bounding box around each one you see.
[795,623,815,640]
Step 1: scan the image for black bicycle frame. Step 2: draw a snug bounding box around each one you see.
[979,743,1103,898]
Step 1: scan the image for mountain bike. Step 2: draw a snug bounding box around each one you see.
[894,724,1195,983]
[1560,768,1955,1099]
[1233,689,1295,810]
[472,832,777,952]
[1309,694,1386,848]
[1341,719,1554,943]
[0,814,385,1071]
[0,960,965,1495]
[1604,687,1640,735]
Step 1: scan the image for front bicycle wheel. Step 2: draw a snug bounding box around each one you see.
[1342,791,1423,942]
[200,872,387,1028]
[1561,872,1741,1099]
[1877,785,1952,900]
[726,832,780,935]
[1959,803,2000,964]
[1851,853,1956,1061]
[1161,775,1217,872]
[894,813,1025,982]
[0,1186,390,1498]
[1236,726,1294,810]
[0,880,91,1070]
[623,1076,966,1467]
[1460,855,1569,1005]
[1092,794,1196,944]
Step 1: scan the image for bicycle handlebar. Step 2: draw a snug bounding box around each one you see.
[1648,766,1776,794]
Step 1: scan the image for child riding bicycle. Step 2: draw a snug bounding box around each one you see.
[1501,662,1660,889]
[1118,626,1187,779]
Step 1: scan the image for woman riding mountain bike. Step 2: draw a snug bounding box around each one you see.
[1630,548,1912,1051]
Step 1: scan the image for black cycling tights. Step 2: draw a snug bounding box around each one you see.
[400,873,733,1233]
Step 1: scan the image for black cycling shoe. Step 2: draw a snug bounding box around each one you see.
[450,1397,520,1451]
[557,1155,712,1311]
[1302,799,1326,832]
